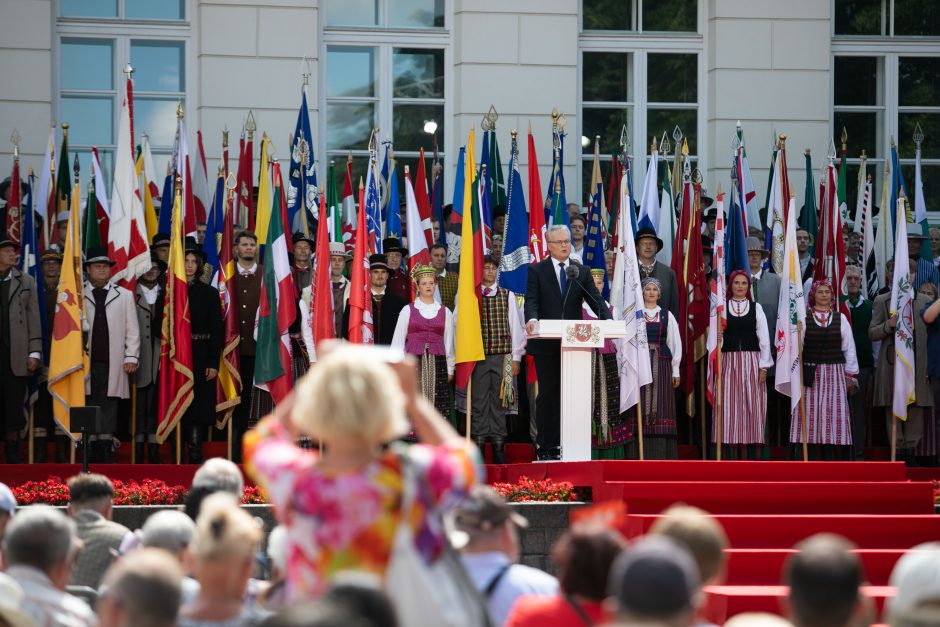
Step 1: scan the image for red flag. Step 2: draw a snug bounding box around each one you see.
[237,133,255,230]
[311,191,335,346]
[348,179,373,344]
[413,148,434,251]
[214,181,241,427]
[606,156,623,247]
[405,168,431,301]
[341,154,355,251]
[527,124,547,263]
[156,182,194,443]
[7,156,20,246]
[813,162,851,321]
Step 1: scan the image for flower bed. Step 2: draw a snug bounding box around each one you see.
[11,476,266,506]
[492,476,578,503]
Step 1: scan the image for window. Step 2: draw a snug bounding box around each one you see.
[322,0,448,201]
[834,0,939,37]
[57,1,188,195]
[579,0,701,207]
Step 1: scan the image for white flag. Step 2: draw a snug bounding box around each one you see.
[611,174,652,413]
[706,194,727,405]
[874,163,891,292]
[858,179,878,299]
[774,196,806,411]
[638,149,660,231]
[656,172,676,265]
[766,148,787,274]
[890,197,916,421]
[853,156,867,235]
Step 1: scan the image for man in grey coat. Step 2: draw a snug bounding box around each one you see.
[635,227,679,320]
[748,237,783,443]
[0,237,42,463]
[134,253,165,463]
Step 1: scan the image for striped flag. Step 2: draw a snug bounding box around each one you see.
[638,144,660,232]
[413,148,434,250]
[254,163,296,404]
[707,193,727,406]
[527,123,547,263]
[858,175,878,299]
[404,167,430,300]
[136,136,160,241]
[48,167,85,440]
[890,196,916,422]
[454,130,485,389]
[341,153,356,250]
[213,181,241,428]
[311,190,335,348]
[774,195,806,412]
[498,132,530,296]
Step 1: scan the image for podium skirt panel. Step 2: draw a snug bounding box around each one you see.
[532,354,562,453]
[592,351,633,459]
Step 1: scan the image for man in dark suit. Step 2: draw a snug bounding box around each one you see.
[524,225,610,460]
[343,254,407,345]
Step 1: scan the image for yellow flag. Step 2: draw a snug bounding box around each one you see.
[48,179,87,440]
[454,128,484,387]
[136,153,158,240]
[254,136,272,243]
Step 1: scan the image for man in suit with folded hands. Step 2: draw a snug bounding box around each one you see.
[524,224,610,460]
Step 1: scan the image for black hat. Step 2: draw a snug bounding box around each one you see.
[635,227,664,252]
[149,250,167,273]
[41,244,64,263]
[183,236,205,261]
[368,253,389,271]
[84,245,115,267]
[0,238,19,251]
[382,237,405,254]
[702,207,717,222]
[292,231,314,247]
[0,177,27,201]
[152,232,170,247]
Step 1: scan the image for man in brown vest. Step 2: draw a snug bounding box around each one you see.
[231,230,261,462]
[329,242,349,335]
[431,243,458,310]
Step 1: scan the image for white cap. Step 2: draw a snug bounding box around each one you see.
[0,482,15,515]
[887,542,940,623]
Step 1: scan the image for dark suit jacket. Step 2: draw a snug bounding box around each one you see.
[647,261,680,321]
[342,290,408,346]
[184,280,224,425]
[524,258,611,355]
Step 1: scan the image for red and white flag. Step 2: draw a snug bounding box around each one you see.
[193,131,211,225]
[404,167,430,300]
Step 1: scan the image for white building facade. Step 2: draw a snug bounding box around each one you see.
[1,0,938,218]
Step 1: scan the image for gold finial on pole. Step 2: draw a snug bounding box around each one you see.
[510,129,518,141]
[804,148,811,156]
[860,148,867,159]
[72,154,80,183]
[246,110,256,141]
[62,121,69,140]
[651,135,658,153]
[404,164,410,175]
[779,132,787,149]
[176,99,184,120]
[123,63,134,81]
[222,126,229,149]
[10,129,20,160]
[841,126,848,151]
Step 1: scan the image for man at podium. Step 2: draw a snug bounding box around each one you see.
[525,225,610,460]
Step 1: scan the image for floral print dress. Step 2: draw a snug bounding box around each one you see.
[244,420,482,600]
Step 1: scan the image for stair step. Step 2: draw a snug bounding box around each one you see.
[723,548,905,586]
[701,585,892,625]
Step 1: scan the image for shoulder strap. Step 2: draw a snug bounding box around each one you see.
[482,563,511,598]
[564,593,594,627]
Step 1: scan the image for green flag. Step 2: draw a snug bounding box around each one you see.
[55,130,71,235]
[83,180,102,253]
[488,131,506,211]
[327,161,341,243]
[799,151,818,255]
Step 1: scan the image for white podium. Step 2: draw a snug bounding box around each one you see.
[530,319,627,462]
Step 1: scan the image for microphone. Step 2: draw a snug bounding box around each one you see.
[562,262,606,318]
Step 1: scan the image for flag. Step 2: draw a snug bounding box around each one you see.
[288,88,319,235]
[89,147,111,242]
[890,195,916,421]
[404,167,431,300]
[479,132,493,249]
[609,172,652,412]
[236,129,255,230]
[675,180,709,413]
[341,153,356,250]
[174,116,198,238]
[20,172,48,367]
[547,131,569,229]
[585,144,608,296]
[837,142,849,227]
[858,175,878,299]
[37,124,57,249]
[254,163,296,403]
[813,161,850,320]
[763,143,778,260]
[606,152,624,242]
[527,123,547,263]
[213,180,240,428]
[799,151,818,251]
[157,170,173,236]
[109,78,150,292]
[156,181,194,443]
[204,171,224,271]
[365,148,382,253]
[499,133,531,296]
[853,153,867,236]
[656,152,677,265]
[454,132,485,389]
[48,170,85,440]
[914,133,931,260]
[379,145,391,226]
[489,129,507,211]
[637,145,660,232]
[706,192,727,406]
[193,131,211,225]
[774,195,807,412]
[254,136,273,244]
[766,140,790,273]
[414,148,434,250]
[6,153,21,247]
[735,123,761,233]
[83,177,102,253]
[54,128,71,246]
[348,178,373,344]
[386,156,402,238]
[326,160,341,242]
[311,191,335,348]
[137,136,160,240]
[725,173,750,275]
[431,154,445,247]
[875,160,892,291]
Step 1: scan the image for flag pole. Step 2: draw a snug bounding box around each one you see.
[228,417,233,461]
[130,373,137,463]
[891,414,897,462]
[699,358,706,457]
[465,377,473,444]
[797,320,808,462]
[637,393,645,461]
[716,330,723,462]
[176,425,181,464]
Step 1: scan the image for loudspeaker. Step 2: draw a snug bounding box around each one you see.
[70,406,115,434]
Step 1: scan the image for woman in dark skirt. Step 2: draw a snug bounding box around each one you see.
[182,237,223,463]
[638,277,682,459]
[585,268,634,459]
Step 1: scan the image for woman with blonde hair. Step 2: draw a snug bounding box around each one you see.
[177,493,267,627]
[244,342,481,602]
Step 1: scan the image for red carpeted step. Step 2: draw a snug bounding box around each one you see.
[624,514,940,548]
[610,481,934,514]
[906,467,940,481]
[723,548,905,586]
[598,460,908,482]
[701,585,892,625]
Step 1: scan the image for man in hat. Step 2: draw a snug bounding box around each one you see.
[524,224,610,460]
[0,237,41,463]
[134,252,166,463]
[82,245,140,463]
[747,236,783,446]
[452,485,558,625]
[231,229,260,462]
[908,225,939,292]
[33,245,67,462]
[151,233,170,264]
[328,242,350,335]
[635,226,679,319]
[342,254,406,346]
[291,231,313,291]
[430,243,458,310]
[702,206,717,251]
[383,237,410,301]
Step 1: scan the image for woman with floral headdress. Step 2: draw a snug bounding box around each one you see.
[789,278,858,459]
[392,264,455,418]
[586,268,634,459]
[709,270,772,459]
[638,277,682,459]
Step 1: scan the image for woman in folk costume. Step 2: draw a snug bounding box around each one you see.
[790,278,859,459]
[391,264,455,419]
[710,270,773,459]
[638,277,682,459]
[585,269,634,459]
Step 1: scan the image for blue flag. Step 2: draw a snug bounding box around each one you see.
[288,88,319,234]
[725,178,750,276]
[385,159,401,238]
[546,131,570,229]
[585,156,609,299]
[498,142,529,296]
[431,162,445,246]
[157,172,173,236]
[365,159,383,253]
[452,147,466,218]
[379,146,391,228]
[479,131,493,236]
[204,173,224,271]
[21,173,45,412]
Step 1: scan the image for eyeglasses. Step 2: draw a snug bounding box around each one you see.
[547,239,571,245]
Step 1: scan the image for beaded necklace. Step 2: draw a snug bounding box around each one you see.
[730,298,749,316]
[812,307,832,326]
